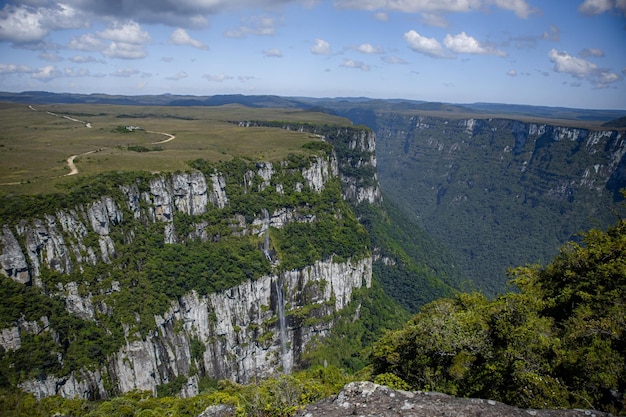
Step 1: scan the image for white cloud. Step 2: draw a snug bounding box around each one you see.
[334,0,477,13]
[443,32,506,56]
[311,38,331,55]
[0,3,86,44]
[67,33,106,52]
[0,63,32,74]
[64,67,90,77]
[224,15,278,38]
[541,25,560,41]
[580,47,605,58]
[373,11,388,21]
[507,69,517,76]
[382,55,407,64]
[547,48,622,88]
[548,49,597,78]
[70,55,99,64]
[512,25,560,49]
[166,71,188,80]
[98,21,151,44]
[486,0,535,18]
[355,43,384,54]
[263,48,283,58]
[103,42,148,59]
[67,21,150,59]
[334,0,536,17]
[169,28,208,50]
[578,0,625,15]
[203,73,234,82]
[341,59,370,71]
[39,52,63,62]
[111,67,140,77]
[238,75,255,82]
[31,65,61,81]
[420,12,449,27]
[0,4,48,43]
[403,30,448,58]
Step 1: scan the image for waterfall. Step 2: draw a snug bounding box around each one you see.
[262,209,271,261]
[275,278,288,372]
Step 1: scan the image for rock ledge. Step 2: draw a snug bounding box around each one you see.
[295,381,612,417]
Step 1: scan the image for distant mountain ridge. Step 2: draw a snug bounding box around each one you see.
[1,91,624,123]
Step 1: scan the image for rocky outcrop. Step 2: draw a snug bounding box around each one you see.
[0,316,51,351]
[337,128,382,205]
[0,225,29,283]
[296,382,612,417]
[235,122,382,205]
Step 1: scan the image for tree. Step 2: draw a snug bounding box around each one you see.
[372,218,626,414]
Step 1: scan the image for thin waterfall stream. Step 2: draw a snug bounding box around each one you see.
[264,208,288,372]
[275,278,288,372]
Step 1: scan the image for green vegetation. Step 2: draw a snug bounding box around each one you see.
[0,365,358,417]
[356,199,465,312]
[603,116,626,128]
[0,102,349,196]
[372,218,626,414]
[302,279,410,373]
[374,113,626,294]
[127,145,163,152]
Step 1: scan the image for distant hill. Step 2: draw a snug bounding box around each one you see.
[1,91,623,124]
[603,116,626,128]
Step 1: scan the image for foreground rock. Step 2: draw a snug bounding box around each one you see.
[295,382,612,417]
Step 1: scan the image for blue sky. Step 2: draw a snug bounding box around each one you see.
[0,0,625,109]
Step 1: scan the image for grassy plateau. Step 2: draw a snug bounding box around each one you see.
[0,102,350,196]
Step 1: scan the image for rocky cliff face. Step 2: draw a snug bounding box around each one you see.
[374,114,626,294]
[0,127,376,399]
[236,121,382,205]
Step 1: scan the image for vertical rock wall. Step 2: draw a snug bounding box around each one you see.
[0,127,379,399]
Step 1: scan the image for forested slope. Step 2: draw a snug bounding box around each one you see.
[372,216,626,414]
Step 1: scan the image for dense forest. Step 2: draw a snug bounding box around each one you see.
[372,216,626,414]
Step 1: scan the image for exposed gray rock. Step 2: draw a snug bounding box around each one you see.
[296,382,613,417]
[150,176,174,222]
[0,225,30,283]
[197,404,237,417]
[60,282,95,321]
[172,171,208,215]
[302,156,333,192]
[209,173,229,209]
[0,316,51,352]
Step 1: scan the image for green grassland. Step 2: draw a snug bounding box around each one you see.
[0,102,350,196]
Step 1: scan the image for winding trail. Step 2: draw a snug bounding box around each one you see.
[148,130,176,144]
[64,150,96,176]
[1,105,178,182]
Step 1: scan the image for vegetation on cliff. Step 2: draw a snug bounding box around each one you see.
[371,113,626,295]
[3,102,622,416]
[372,217,626,414]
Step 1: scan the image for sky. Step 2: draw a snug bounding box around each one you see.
[0,0,625,110]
